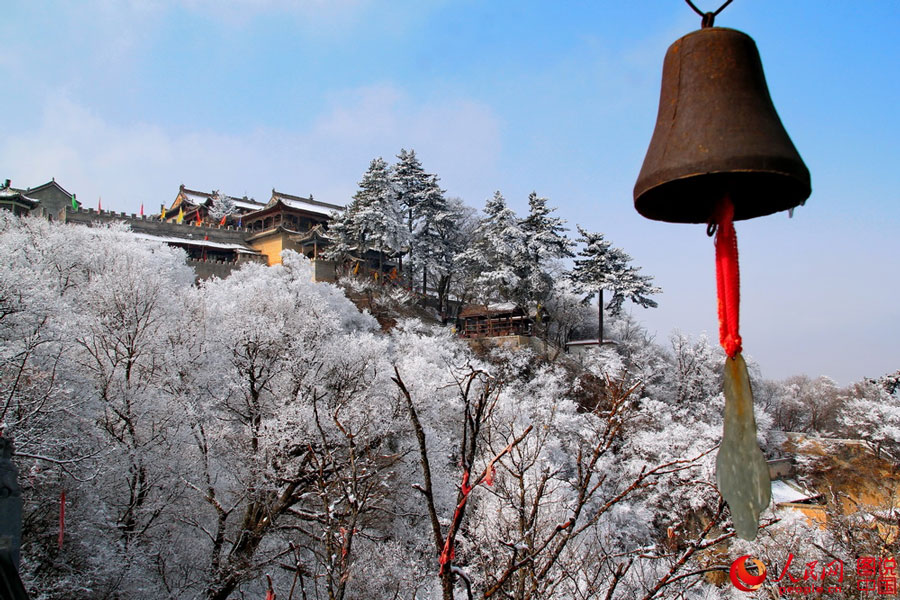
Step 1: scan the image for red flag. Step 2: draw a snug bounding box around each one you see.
[139,203,144,216]
[98,197,102,211]
[58,490,66,550]
[196,210,202,225]
[219,214,227,226]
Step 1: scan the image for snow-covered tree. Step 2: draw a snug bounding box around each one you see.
[393,148,429,236]
[514,192,574,313]
[521,192,573,264]
[542,278,596,350]
[6,210,884,600]
[840,376,900,458]
[326,157,408,273]
[409,177,476,318]
[771,375,843,434]
[568,225,661,342]
[390,328,743,600]
[185,252,408,600]
[207,191,237,220]
[457,191,528,305]
[0,215,196,598]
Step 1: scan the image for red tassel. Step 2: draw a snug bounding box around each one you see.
[713,197,742,358]
[58,490,66,550]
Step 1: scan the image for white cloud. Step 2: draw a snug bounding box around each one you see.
[1,85,501,211]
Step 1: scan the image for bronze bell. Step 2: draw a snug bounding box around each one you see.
[634,27,811,223]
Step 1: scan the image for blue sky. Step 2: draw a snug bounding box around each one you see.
[2,0,898,384]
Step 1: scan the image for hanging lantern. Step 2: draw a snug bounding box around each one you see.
[633,1,811,541]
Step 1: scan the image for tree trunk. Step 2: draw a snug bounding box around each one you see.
[437,275,449,322]
[598,288,604,344]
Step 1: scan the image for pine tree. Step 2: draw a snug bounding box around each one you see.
[518,192,574,309]
[411,174,448,297]
[207,191,236,220]
[568,225,661,342]
[521,192,573,263]
[410,177,472,315]
[393,149,428,235]
[457,191,527,304]
[326,158,408,274]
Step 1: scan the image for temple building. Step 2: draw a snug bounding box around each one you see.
[163,185,267,225]
[157,185,344,279]
[0,178,79,219]
[459,303,535,338]
[2,178,346,282]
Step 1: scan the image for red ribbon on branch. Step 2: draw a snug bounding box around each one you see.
[58,490,66,550]
[713,196,742,358]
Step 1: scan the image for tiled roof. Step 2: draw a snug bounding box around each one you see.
[271,189,344,213]
[232,198,265,211]
[0,188,39,207]
[292,224,333,243]
[16,179,73,198]
[459,302,523,318]
[179,186,214,205]
[132,232,259,253]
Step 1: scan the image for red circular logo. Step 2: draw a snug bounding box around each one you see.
[730,555,767,592]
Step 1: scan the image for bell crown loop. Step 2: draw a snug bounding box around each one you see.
[633,26,811,223]
[684,0,734,28]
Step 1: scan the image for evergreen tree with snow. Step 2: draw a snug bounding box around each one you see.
[434,197,476,315]
[457,191,527,305]
[326,157,408,274]
[518,191,574,309]
[410,178,472,314]
[521,192,574,263]
[207,191,236,221]
[410,174,448,293]
[568,225,660,342]
[393,148,428,235]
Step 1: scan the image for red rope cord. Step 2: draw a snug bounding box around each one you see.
[58,490,66,550]
[713,197,742,358]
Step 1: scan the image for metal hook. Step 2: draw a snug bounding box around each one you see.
[684,0,734,27]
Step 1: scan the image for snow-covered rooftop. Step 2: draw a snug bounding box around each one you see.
[278,197,342,216]
[232,199,265,211]
[132,232,259,253]
[181,190,211,204]
[0,188,37,202]
[771,479,819,505]
[487,302,518,312]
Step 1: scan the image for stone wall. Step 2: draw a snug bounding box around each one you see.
[311,259,337,282]
[64,208,249,243]
[187,258,240,280]
[63,208,337,282]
